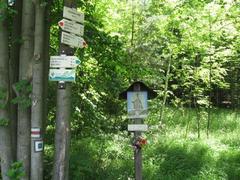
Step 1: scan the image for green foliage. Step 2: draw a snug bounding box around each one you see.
[11,80,32,109]
[7,162,25,180]
[217,150,240,180]
[44,0,240,179]
[44,106,240,179]
[43,145,54,180]
[143,107,240,179]
[11,96,32,109]
[40,1,48,7]
[14,80,32,93]
[68,135,134,180]
[0,118,9,126]
[0,2,17,22]
[0,88,7,109]
[144,140,214,180]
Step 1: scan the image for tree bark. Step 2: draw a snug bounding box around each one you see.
[0,1,13,179]
[53,1,77,179]
[53,85,71,180]
[30,0,45,179]
[42,0,52,135]
[9,0,22,161]
[17,0,34,179]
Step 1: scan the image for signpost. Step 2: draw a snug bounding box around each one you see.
[50,56,80,68]
[52,3,85,180]
[63,6,84,23]
[49,69,76,82]
[49,5,84,83]
[128,124,148,132]
[119,81,157,180]
[49,56,80,82]
[58,19,84,36]
[61,31,84,48]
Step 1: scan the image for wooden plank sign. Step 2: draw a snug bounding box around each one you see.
[63,6,84,24]
[58,19,84,36]
[49,69,76,82]
[128,124,148,132]
[61,31,84,48]
[50,56,80,68]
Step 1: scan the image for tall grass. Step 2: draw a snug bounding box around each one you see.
[145,107,240,179]
[43,107,240,179]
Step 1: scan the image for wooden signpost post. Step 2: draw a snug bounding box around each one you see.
[119,81,157,180]
[51,1,85,180]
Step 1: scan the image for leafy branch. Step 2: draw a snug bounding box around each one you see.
[12,80,32,109]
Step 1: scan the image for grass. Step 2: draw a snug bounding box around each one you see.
[43,107,240,179]
[143,107,240,180]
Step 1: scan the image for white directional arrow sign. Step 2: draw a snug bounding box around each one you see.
[58,19,84,36]
[50,56,80,68]
[63,6,84,24]
[61,31,85,48]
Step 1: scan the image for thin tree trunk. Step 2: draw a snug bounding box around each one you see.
[9,0,22,161]
[0,1,13,179]
[17,0,34,179]
[42,0,52,135]
[159,55,171,122]
[207,13,212,138]
[30,0,45,179]
[197,108,201,139]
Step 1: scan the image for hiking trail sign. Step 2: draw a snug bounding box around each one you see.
[49,69,76,82]
[58,19,84,36]
[63,6,84,23]
[50,56,80,68]
[61,31,84,48]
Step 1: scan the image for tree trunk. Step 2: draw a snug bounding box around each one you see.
[159,55,171,122]
[30,0,45,179]
[9,0,22,161]
[42,0,52,135]
[17,0,34,179]
[0,1,13,179]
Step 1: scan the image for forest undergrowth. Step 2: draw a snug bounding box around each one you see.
[43,107,240,180]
